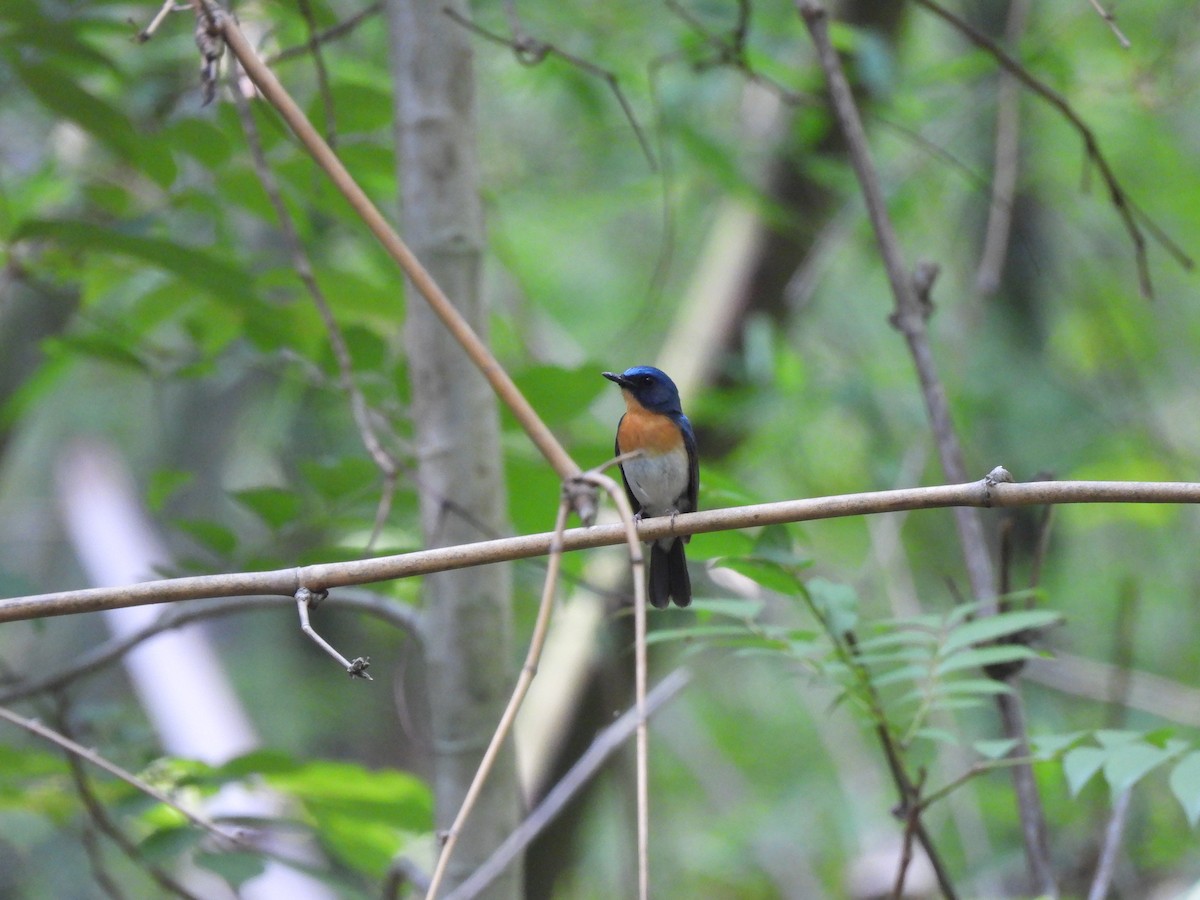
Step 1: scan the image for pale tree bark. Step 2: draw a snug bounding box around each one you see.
[387,0,521,895]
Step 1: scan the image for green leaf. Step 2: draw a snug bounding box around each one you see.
[262,760,432,830]
[16,219,255,306]
[1103,742,1172,794]
[870,664,929,688]
[513,363,610,428]
[1095,730,1144,749]
[974,738,1020,760]
[1063,746,1106,796]
[645,625,762,646]
[853,628,940,653]
[174,518,238,557]
[194,851,266,888]
[1030,732,1088,758]
[164,118,233,168]
[688,598,764,620]
[925,678,1013,698]
[912,728,959,746]
[233,487,302,531]
[12,60,175,187]
[1170,752,1200,827]
[720,558,802,595]
[940,609,1062,654]
[213,749,300,779]
[934,644,1036,676]
[146,469,195,512]
[808,578,859,635]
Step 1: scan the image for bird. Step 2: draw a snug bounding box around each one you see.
[602,366,698,608]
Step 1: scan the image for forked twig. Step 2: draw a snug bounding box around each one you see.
[910,0,1192,297]
[422,495,573,899]
[447,668,693,900]
[425,454,653,900]
[296,587,373,679]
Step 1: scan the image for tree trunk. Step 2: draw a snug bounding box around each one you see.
[387,0,521,895]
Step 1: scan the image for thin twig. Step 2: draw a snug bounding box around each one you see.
[53,702,204,900]
[447,667,693,900]
[0,591,419,704]
[1087,787,1132,900]
[442,7,657,170]
[664,0,811,106]
[135,0,183,43]
[3,477,1200,623]
[423,496,573,899]
[833,628,957,899]
[891,767,928,899]
[796,4,1055,892]
[185,3,585,497]
[976,0,1030,294]
[797,1,995,609]
[577,466,651,900]
[910,0,1192,297]
[0,705,245,846]
[1085,0,1131,49]
[227,57,403,538]
[265,3,383,66]
[295,0,338,147]
[296,588,373,679]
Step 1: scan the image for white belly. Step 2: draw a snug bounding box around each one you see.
[623,451,690,517]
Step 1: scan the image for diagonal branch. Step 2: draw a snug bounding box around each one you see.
[446,667,693,900]
[184,2,584,495]
[910,0,1192,298]
[0,704,246,847]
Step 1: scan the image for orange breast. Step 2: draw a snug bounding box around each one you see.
[617,404,683,455]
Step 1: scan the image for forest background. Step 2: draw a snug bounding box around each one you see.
[1,0,1200,898]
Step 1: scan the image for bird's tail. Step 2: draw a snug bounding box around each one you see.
[650,539,691,609]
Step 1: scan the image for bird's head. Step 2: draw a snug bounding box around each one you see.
[602,366,683,415]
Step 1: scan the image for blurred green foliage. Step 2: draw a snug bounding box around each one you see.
[1,0,1200,897]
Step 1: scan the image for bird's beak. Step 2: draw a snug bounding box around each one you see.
[602,371,629,388]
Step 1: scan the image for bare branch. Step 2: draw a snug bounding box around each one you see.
[442,7,657,170]
[1085,0,1131,49]
[976,0,1030,294]
[423,496,573,899]
[0,704,245,847]
[3,477,1199,624]
[53,702,205,900]
[446,667,693,900]
[182,3,585,496]
[1087,787,1132,900]
[295,0,338,146]
[910,0,1192,297]
[796,3,1056,891]
[265,3,384,66]
[0,591,418,704]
